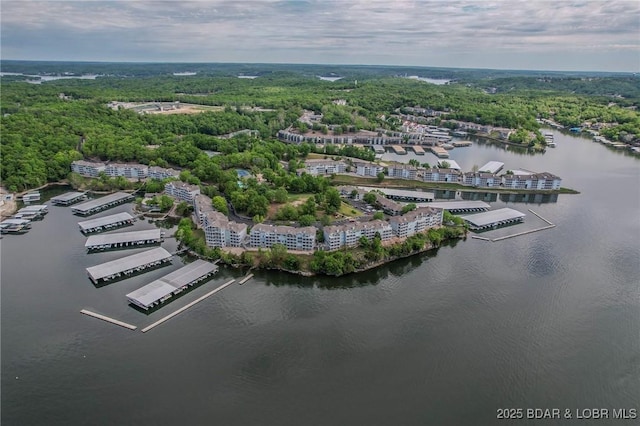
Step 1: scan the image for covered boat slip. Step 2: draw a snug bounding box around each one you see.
[85,229,163,250]
[86,247,172,284]
[460,207,525,230]
[1,218,32,233]
[78,212,135,234]
[51,191,87,206]
[71,192,133,216]
[417,200,491,213]
[127,260,219,310]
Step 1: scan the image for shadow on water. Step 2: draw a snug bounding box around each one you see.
[91,261,172,288]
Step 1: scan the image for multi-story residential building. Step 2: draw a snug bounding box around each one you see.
[104,163,148,179]
[148,166,180,180]
[422,168,462,183]
[71,160,106,177]
[164,181,200,205]
[355,162,384,177]
[387,164,418,180]
[500,171,561,190]
[301,159,348,176]
[389,207,443,238]
[374,193,403,216]
[193,194,215,225]
[202,211,247,248]
[323,220,393,251]
[463,172,500,187]
[249,224,316,251]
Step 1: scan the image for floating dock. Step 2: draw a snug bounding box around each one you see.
[21,192,41,204]
[390,145,407,155]
[86,247,172,284]
[51,191,87,206]
[13,205,48,221]
[85,229,163,251]
[126,260,219,310]
[239,273,254,285]
[358,186,434,202]
[411,146,425,155]
[372,145,385,154]
[78,212,135,234]
[0,218,31,234]
[141,279,236,333]
[418,200,490,213]
[460,208,525,231]
[71,192,134,216]
[430,146,449,158]
[80,309,137,330]
[452,140,472,147]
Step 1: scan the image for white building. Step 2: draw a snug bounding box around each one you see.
[323,220,393,251]
[302,159,347,175]
[202,211,247,248]
[423,168,462,183]
[193,194,215,225]
[148,166,180,180]
[387,164,418,180]
[164,181,200,205]
[500,171,561,190]
[71,160,106,177]
[250,224,316,251]
[355,162,385,177]
[463,172,500,187]
[389,207,443,238]
[104,163,148,179]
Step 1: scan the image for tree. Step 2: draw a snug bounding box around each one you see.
[176,201,192,217]
[211,195,229,215]
[270,243,288,267]
[158,195,174,211]
[408,159,420,167]
[298,214,315,226]
[376,172,385,183]
[373,211,385,220]
[439,161,450,169]
[402,203,417,214]
[421,162,431,169]
[358,235,370,249]
[363,192,377,205]
[324,188,342,214]
[274,187,288,203]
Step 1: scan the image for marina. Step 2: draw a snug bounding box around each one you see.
[126,259,219,310]
[78,212,135,234]
[460,208,526,230]
[86,247,172,284]
[0,218,32,234]
[411,145,425,155]
[418,200,490,213]
[21,192,41,204]
[390,145,407,155]
[358,186,435,202]
[141,279,236,333]
[430,146,450,158]
[71,192,134,216]
[50,191,87,206]
[85,229,163,251]
[13,205,48,221]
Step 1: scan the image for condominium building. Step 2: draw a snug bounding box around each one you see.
[148,166,180,180]
[193,194,215,225]
[501,172,561,190]
[164,181,201,205]
[323,220,393,251]
[71,160,106,177]
[249,224,316,251]
[389,207,443,238]
[355,162,384,177]
[302,159,347,175]
[104,163,148,179]
[202,211,247,248]
[422,168,462,183]
[374,193,403,216]
[387,164,418,180]
[463,172,500,187]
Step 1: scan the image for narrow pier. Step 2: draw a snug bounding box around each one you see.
[528,209,554,225]
[239,274,254,285]
[491,224,556,241]
[141,279,235,333]
[80,309,137,330]
[471,235,491,241]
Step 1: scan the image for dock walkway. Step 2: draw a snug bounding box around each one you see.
[80,309,137,330]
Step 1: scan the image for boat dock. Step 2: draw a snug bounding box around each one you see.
[390,145,407,155]
[438,159,460,170]
[430,146,449,158]
[51,191,87,206]
[78,212,135,234]
[239,273,254,285]
[86,247,172,284]
[479,161,504,174]
[80,309,137,330]
[470,209,556,242]
[372,146,385,154]
[126,260,219,310]
[411,146,425,155]
[71,192,134,216]
[1,218,32,234]
[141,279,236,333]
[418,200,490,213]
[85,229,163,251]
[460,208,525,231]
[358,186,434,202]
[21,192,41,204]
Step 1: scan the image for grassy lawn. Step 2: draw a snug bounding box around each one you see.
[338,201,363,217]
[287,193,314,202]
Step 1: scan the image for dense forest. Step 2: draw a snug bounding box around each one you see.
[1,62,638,191]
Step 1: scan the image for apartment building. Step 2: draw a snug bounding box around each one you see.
[374,193,403,216]
[71,160,106,177]
[104,163,148,179]
[463,172,500,187]
[202,211,247,248]
[148,166,180,180]
[249,224,316,251]
[389,207,443,238]
[422,168,462,183]
[355,162,385,177]
[323,220,393,251]
[164,181,201,205]
[387,164,418,180]
[302,159,347,176]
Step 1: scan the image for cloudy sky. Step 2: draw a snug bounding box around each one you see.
[1,0,638,72]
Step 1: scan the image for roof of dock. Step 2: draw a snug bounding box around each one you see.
[126,260,218,307]
[51,192,86,202]
[86,247,172,281]
[358,186,434,200]
[416,200,491,210]
[85,229,162,248]
[479,161,504,174]
[78,212,135,231]
[459,208,525,227]
[71,192,132,213]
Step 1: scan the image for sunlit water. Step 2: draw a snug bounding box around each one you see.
[2,130,639,425]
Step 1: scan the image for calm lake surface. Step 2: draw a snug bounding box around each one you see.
[2,130,639,425]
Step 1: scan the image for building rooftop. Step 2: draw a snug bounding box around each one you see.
[78,212,135,231]
[479,161,504,174]
[85,229,162,248]
[438,160,461,170]
[360,186,434,200]
[126,260,218,308]
[417,201,491,210]
[71,192,133,213]
[50,192,86,202]
[86,247,172,282]
[460,208,525,227]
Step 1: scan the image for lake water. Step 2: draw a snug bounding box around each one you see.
[2,130,639,425]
